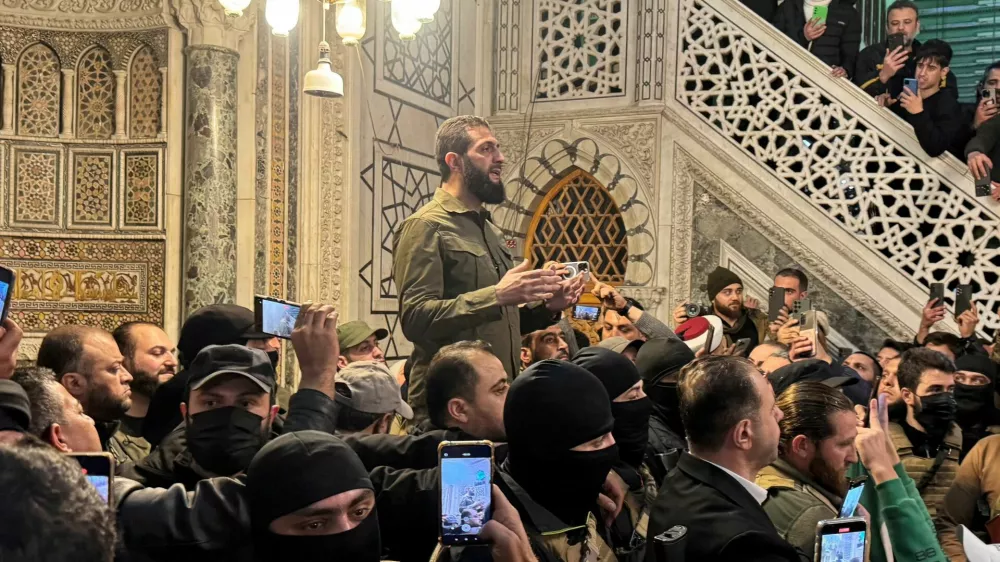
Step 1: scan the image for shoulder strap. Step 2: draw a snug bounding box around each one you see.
[915,446,949,492]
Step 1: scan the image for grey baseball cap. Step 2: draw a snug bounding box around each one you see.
[335,361,413,419]
[596,336,645,355]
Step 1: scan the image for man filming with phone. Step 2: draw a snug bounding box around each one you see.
[672,267,768,355]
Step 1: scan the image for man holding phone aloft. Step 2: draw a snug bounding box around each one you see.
[393,116,585,424]
[771,0,861,80]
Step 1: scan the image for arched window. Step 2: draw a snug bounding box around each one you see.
[129,46,160,138]
[17,43,60,137]
[76,46,115,139]
[524,168,629,284]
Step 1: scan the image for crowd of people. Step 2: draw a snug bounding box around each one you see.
[739,0,1000,192]
[2,109,1000,562]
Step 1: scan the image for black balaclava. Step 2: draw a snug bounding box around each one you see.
[504,360,618,527]
[572,348,651,470]
[634,338,696,437]
[954,354,999,430]
[248,431,380,562]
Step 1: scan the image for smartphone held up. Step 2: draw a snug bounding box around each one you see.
[439,441,494,546]
[0,265,14,325]
[254,295,301,339]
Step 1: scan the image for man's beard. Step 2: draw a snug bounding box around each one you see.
[462,156,505,205]
[809,454,849,497]
[714,298,741,318]
[89,387,132,421]
[129,367,161,398]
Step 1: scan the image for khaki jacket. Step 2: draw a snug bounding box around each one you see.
[756,459,841,561]
[393,189,555,422]
[934,434,1000,561]
[889,422,962,518]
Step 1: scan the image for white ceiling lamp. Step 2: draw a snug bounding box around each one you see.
[335,0,366,46]
[414,0,440,23]
[304,2,344,97]
[391,0,421,41]
[265,0,300,36]
[218,0,252,16]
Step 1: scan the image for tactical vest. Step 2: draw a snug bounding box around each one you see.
[889,422,962,517]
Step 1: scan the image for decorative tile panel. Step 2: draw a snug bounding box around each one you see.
[129,45,160,138]
[382,0,453,105]
[70,151,114,227]
[122,151,158,228]
[269,36,287,298]
[0,237,165,333]
[16,42,60,138]
[11,147,60,226]
[76,46,115,139]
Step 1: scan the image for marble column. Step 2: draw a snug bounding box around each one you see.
[112,70,128,139]
[182,45,240,316]
[1,64,14,134]
[158,66,168,139]
[59,69,75,138]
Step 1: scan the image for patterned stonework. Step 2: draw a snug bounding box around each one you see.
[0,27,167,73]
[382,0,453,104]
[16,42,60,137]
[579,120,657,187]
[0,236,165,333]
[129,45,160,138]
[13,149,60,225]
[76,46,115,139]
[534,0,625,100]
[71,152,113,225]
[123,152,157,226]
[269,36,287,298]
[182,45,239,315]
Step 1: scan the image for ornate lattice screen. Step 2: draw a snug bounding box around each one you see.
[525,168,628,284]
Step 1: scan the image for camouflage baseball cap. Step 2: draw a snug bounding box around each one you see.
[337,321,389,351]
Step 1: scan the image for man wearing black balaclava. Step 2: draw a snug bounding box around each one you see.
[573,348,655,561]
[954,353,1000,459]
[248,431,380,562]
[634,337,695,483]
[500,359,621,561]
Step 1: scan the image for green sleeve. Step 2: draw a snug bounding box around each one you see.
[392,218,502,342]
[874,470,948,562]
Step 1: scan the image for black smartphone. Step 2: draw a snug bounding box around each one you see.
[886,33,905,52]
[439,441,494,546]
[68,452,115,505]
[976,167,993,197]
[955,284,973,316]
[0,266,13,325]
[254,295,301,339]
[731,337,751,357]
[839,476,867,518]
[573,304,600,321]
[768,287,786,323]
[929,282,945,305]
[815,517,869,562]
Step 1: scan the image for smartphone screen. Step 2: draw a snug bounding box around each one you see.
[817,518,867,562]
[573,304,600,321]
[440,442,493,545]
[255,296,301,339]
[68,453,114,505]
[0,266,14,324]
[839,479,866,518]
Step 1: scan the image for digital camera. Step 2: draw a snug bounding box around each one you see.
[684,303,711,318]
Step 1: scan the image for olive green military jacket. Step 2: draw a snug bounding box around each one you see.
[757,458,841,561]
[393,189,556,422]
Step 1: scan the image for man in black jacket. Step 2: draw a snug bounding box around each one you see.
[634,337,696,484]
[740,0,778,21]
[645,355,805,562]
[772,0,861,79]
[890,40,965,158]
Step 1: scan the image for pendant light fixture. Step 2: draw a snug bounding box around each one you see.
[335,0,366,46]
[265,0,300,36]
[218,0,252,16]
[304,2,345,97]
[391,0,421,41]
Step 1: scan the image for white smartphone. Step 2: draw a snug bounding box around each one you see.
[815,517,869,562]
[438,441,494,546]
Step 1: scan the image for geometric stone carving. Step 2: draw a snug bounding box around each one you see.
[382,0,453,104]
[16,42,60,137]
[76,46,115,139]
[129,45,160,138]
[526,168,629,284]
[579,120,657,186]
[534,0,625,100]
[71,152,113,226]
[122,152,158,227]
[12,148,60,225]
[676,0,1000,333]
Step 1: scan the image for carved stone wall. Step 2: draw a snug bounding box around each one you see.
[0,19,169,358]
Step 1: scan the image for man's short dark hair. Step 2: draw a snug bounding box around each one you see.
[923,331,962,357]
[776,381,854,457]
[435,116,492,181]
[112,321,159,362]
[775,268,809,292]
[336,406,386,432]
[886,0,918,18]
[426,341,494,429]
[10,367,64,439]
[897,347,956,393]
[678,356,762,452]
[36,325,103,377]
[0,440,117,562]
[881,339,915,354]
[573,329,591,350]
[915,39,952,68]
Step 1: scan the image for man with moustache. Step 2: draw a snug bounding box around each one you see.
[113,322,178,462]
[673,266,768,354]
[393,115,585,423]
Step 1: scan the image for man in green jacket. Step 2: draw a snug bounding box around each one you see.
[393,115,585,423]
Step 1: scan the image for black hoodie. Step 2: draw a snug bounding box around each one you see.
[634,338,696,483]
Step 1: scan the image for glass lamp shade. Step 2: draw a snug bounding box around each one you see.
[265,0,300,36]
[304,42,344,98]
[335,0,366,46]
[390,0,421,41]
[218,0,252,16]
[414,0,440,23]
